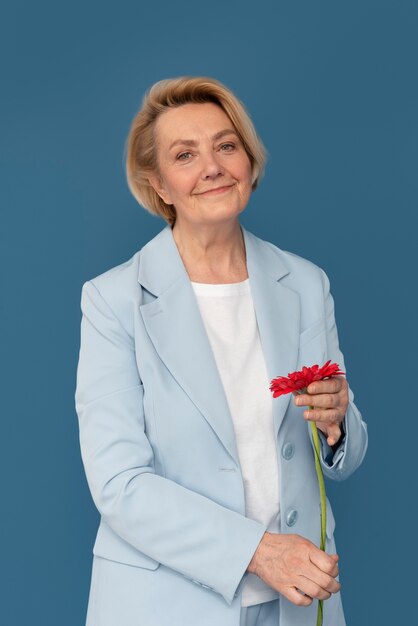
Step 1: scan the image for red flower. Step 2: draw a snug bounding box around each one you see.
[269,360,345,398]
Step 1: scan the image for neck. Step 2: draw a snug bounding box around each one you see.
[171,218,248,284]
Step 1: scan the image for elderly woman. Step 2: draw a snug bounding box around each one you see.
[75,76,368,626]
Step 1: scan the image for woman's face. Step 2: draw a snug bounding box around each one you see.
[148,102,253,228]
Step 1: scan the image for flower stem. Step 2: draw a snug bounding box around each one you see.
[309,405,326,626]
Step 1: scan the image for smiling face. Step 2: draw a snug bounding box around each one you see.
[147,102,253,229]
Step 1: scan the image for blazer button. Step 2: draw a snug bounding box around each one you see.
[282,442,295,460]
[286,509,298,527]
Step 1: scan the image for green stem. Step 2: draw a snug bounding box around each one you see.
[309,405,326,626]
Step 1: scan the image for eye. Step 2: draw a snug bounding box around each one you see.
[176,151,193,161]
[220,143,236,151]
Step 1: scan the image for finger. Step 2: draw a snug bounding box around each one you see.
[302,391,341,409]
[326,424,343,446]
[304,408,342,425]
[330,554,340,575]
[296,392,342,410]
[283,586,313,607]
[309,548,340,576]
[307,378,343,394]
[301,563,341,594]
[296,576,332,601]
[316,422,342,445]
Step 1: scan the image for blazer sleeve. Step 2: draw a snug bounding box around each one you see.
[75,280,267,606]
[309,269,368,481]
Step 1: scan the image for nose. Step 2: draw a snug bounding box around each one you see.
[200,150,225,179]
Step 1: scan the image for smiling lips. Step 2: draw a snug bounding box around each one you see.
[198,184,234,195]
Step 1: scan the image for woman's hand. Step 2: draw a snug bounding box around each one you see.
[247,532,340,606]
[293,377,349,446]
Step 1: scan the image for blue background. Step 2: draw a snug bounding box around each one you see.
[1,1,416,624]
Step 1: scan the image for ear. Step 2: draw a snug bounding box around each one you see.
[147,171,173,205]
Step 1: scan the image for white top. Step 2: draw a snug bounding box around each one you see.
[190,278,281,607]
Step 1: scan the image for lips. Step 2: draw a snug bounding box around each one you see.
[198,184,234,195]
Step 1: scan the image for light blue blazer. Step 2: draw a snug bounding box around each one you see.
[75,223,368,626]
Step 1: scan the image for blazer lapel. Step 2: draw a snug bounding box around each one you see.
[242,227,300,436]
[137,224,301,466]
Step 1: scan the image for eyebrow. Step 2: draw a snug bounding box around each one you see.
[168,129,238,151]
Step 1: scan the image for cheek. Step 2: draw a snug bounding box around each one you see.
[165,172,194,197]
[239,156,253,185]
[242,162,254,192]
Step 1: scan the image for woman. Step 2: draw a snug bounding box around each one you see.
[75,76,368,626]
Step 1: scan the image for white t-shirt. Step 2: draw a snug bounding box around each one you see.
[191,278,281,607]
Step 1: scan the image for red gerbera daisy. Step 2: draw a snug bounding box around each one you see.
[270,360,345,398]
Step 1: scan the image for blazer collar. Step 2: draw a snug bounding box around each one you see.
[137,224,300,466]
[137,223,290,295]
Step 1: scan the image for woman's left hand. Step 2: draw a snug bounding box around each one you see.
[293,377,349,446]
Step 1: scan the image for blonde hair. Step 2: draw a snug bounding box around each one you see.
[125,76,268,226]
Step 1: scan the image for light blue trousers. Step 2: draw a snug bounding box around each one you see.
[240,599,280,626]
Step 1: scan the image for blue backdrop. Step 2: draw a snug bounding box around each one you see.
[1,1,416,624]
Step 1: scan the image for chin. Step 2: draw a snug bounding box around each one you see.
[205,208,245,226]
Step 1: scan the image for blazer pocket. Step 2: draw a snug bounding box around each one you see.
[93,519,160,570]
[299,318,326,346]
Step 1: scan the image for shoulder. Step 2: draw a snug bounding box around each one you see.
[245,228,328,290]
[82,224,172,305]
[86,249,142,302]
[248,231,333,327]
[79,246,143,338]
[272,241,324,280]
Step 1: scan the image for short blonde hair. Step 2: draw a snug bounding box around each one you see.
[125,76,267,226]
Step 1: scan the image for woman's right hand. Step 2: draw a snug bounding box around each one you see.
[247,532,340,606]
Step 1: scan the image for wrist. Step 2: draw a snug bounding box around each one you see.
[247,531,269,575]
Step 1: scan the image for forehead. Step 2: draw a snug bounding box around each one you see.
[154,102,234,143]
